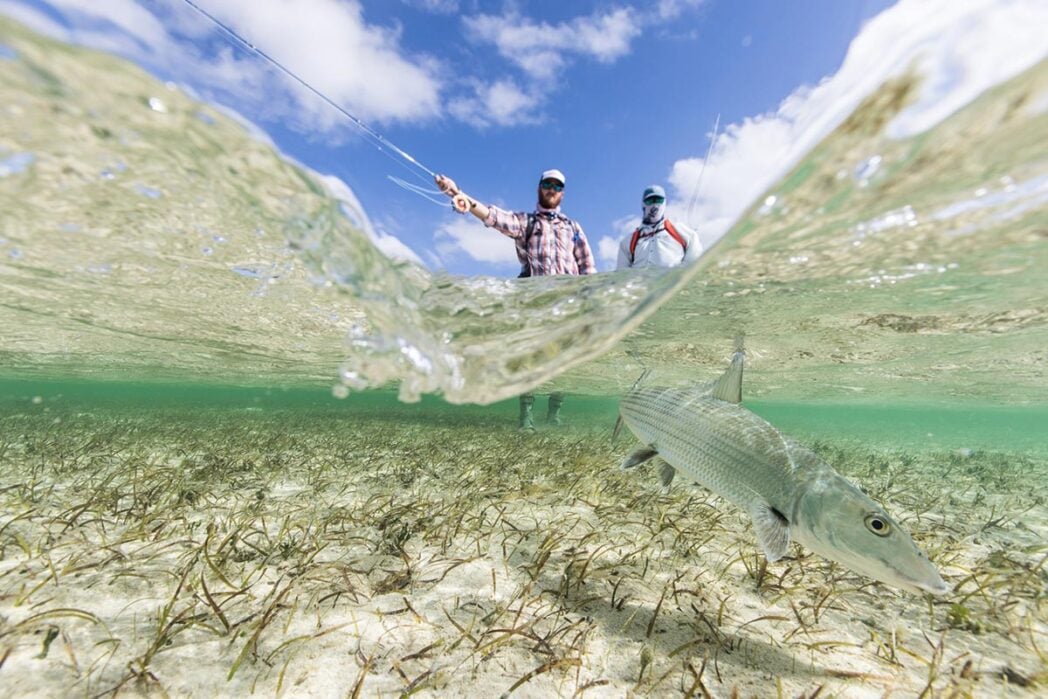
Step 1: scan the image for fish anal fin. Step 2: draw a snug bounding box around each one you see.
[710,341,745,404]
[657,460,676,489]
[750,503,790,562]
[620,445,659,470]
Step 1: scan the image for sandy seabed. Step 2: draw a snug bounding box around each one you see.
[0,403,1045,698]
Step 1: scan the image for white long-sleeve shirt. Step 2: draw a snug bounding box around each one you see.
[616,219,702,269]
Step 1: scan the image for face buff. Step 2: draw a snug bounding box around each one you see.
[642,200,665,225]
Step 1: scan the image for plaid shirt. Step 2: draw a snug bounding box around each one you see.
[484,206,597,276]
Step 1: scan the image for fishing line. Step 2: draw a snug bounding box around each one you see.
[685,113,720,226]
[179,0,439,189]
[387,175,450,206]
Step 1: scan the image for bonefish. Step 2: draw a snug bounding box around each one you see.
[615,343,948,595]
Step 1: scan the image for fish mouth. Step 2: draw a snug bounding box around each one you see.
[896,570,950,596]
[829,547,951,596]
[916,576,951,596]
[851,555,950,596]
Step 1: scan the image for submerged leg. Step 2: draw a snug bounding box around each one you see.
[547,392,564,426]
[519,393,536,431]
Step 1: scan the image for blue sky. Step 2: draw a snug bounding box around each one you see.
[1,0,1043,275]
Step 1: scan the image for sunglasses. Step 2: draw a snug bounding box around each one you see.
[540,181,564,192]
[644,196,665,205]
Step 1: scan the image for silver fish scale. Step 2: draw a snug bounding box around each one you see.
[620,386,799,511]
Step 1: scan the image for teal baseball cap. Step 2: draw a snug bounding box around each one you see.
[642,185,666,201]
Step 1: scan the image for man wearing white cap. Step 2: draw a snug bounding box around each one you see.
[435,169,596,430]
[616,185,702,269]
[435,169,596,277]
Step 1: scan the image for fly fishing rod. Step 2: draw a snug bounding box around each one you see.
[685,113,720,226]
[179,0,440,190]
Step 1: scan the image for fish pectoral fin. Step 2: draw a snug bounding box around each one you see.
[750,503,791,562]
[620,445,659,470]
[657,460,676,488]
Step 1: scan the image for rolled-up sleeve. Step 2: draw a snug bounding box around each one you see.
[572,226,597,275]
[484,206,529,240]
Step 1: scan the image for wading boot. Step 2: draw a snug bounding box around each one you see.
[547,393,564,426]
[519,394,536,432]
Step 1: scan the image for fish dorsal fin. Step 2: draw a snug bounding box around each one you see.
[620,445,659,470]
[710,342,745,404]
[614,368,653,442]
[750,502,790,562]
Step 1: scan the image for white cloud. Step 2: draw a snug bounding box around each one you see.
[1,0,426,266]
[884,3,1048,137]
[448,79,539,128]
[453,3,703,130]
[0,0,707,139]
[371,228,426,266]
[653,0,706,22]
[43,0,169,47]
[434,216,519,266]
[1,0,444,130]
[597,235,620,268]
[612,214,642,235]
[465,8,641,81]
[666,0,1048,248]
[0,0,74,39]
[595,214,645,269]
[199,0,441,125]
[314,173,424,266]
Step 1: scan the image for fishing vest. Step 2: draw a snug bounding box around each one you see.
[628,219,687,263]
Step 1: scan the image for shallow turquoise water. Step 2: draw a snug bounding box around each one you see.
[4,378,1045,458]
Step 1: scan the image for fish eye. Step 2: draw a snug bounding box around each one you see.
[864,514,891,537]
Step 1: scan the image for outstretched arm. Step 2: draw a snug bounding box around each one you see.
[435,175,490,221]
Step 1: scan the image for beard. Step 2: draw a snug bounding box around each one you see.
[539,190,562,209]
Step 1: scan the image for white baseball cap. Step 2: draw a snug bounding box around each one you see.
[540,169,566,185]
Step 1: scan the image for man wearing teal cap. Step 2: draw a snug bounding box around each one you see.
[617,185,702,269]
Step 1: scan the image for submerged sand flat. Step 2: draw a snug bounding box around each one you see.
[0,403,1045,697]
